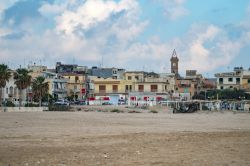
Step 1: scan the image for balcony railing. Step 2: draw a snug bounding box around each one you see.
[53,88,67,93]
[150,89,158,92]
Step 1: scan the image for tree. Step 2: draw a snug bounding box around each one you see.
[14,69,32,107]
[32,76,49,107]
[0,64,11,107]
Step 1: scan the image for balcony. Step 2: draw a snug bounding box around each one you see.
[70,89,80,93]
[112,90,118,93]
[150,89,158,92]
[99,90,106,94]
[53,88,67,93]
[68,80,84,84]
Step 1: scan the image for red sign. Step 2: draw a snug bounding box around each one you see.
[81,88,86,94]
[103,97,110,101]
[143,96,149,101]
[156,96,162,101]
[130,96,136,101]
[88,97,95,101]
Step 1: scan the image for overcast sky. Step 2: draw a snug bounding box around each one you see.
[0,0,250,77]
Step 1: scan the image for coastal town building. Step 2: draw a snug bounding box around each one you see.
[89,66,125,79]
[215,67,250,92]
[62,73,86,101]
[1,71,27,106]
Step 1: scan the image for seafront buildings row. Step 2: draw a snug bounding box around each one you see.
[2,50,250,106]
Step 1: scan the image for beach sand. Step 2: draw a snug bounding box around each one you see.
[0,110,250,165]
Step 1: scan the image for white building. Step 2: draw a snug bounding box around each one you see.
[215,67,250,90]
[2,71,27,106]
[39,71,68,99]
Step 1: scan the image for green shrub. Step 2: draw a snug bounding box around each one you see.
[48,105,70,111]
[110,109,122,113]
[150,110,158,113]
[128,110,141,113]
[5,101,15,107]
[25,103,39,107]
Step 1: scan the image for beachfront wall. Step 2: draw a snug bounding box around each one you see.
[0,107,48,112]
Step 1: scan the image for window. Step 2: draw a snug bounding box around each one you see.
[9,87,13,95]
[228,78,233,82]
[220,86,224,90]
[112,85,118,92]
[99,85,106,93]
[236,78,240,84]
[135,76,139,80]
[248,79,250,84]
[138,85,144,92]
[113,70,117,74]
[14,88,17,96]
[6,87,8,94]
[219,78,223,84]
[128,76,132,80]
[125,85,132,92]
[151,85,158,92]
[75,76,79,82]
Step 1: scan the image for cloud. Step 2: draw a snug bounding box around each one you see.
[0,0,147,69]
[55,0,139,35]
[0,0,250,75]
[0,0,19,12]
[156,0,189,20]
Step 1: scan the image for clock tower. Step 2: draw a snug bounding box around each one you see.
[170,49,179,75]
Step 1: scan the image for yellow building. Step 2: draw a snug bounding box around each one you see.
[242,76,250,92]
[124,71,175,93]
[124,71,144,82]
[90,76,134,95]
[62,73,85,100]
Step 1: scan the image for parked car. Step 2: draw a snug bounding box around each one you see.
[54,99,70,106]
[74,100,86,105]
[118,100,126,105]
[102,102,112,105]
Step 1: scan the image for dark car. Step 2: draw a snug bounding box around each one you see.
[102,102,112,105]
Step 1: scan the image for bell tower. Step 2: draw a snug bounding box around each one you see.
[170,49,179,75]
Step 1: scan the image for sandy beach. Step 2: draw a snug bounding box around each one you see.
[0,110,250,165]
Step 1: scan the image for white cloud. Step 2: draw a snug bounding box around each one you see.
[156,0,189,20]
[0,27,12,37]
[0,0,18,12]
[39,3,66,17]
[1,0,250,75]
[55,0,139,35]
[0,0,147,69]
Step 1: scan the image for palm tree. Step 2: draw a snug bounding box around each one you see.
[32,76,49,107]
[14,68,32,107]
[0,64,11,107]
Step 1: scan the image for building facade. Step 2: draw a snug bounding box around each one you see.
[89,66,125,79]
[215,67,245,90]
[1,71,27,106]
[62,73,85,100]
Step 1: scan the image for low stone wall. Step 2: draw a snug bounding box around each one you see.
[0,107,48,112]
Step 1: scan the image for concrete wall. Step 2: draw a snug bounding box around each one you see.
[0,107,48,112]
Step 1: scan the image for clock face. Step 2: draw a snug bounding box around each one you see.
[173,63,176,67]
